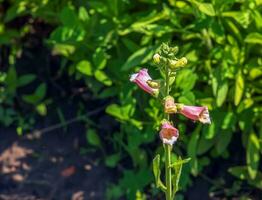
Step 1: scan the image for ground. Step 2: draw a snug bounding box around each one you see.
[0,123,111,200]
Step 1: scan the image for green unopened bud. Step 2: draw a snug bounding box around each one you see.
[147,80,160,89]
[169,60,177,69]
[169,57,188,69]
[153,53,161,64]
[171,46,179,55]
[176,57,187,67]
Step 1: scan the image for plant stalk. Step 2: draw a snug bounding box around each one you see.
[164,65,172,200]
[165,144,172,200]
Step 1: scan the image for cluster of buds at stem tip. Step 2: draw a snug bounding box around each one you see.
[130,68,159,97]
[153,43,188,70]
[159,121,179,146]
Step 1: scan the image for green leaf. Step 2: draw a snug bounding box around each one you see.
[247,133,260,179]
[170,158,191,168]
[97,87,118,99]
[93,48,107,70]
[192,1,215,16]
[94,70,112,86]
[105,104,133,121]
[76,60,92,76]
[228,166,262,189]
[4,3,26,22]
[171,157,186,197]
[216,131,233,155]
[121,46,156,71]
[178,91,195,105]
[35,83,47,101]
[36,103,47,116]
[6,66,17,94]
[187,126,200,175]
[176,69,198,91]
[234,71,244,106]
[245,32,262,45]
[222,11,250,28]
[105,153,121,168]
[222,112,236,130]
[17,74,36,87]
[86,129,101,147]
[22,83,47,104]
[52,43,76,57]
[59,6,78,27]
[153,154,166,192]
[216,81,228,107]
[78,6,89,22]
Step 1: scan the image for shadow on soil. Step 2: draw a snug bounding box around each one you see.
[0,123,112,200]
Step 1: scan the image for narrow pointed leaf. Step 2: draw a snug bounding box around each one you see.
[152,154,166,192]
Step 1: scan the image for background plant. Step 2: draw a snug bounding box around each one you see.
[0,0,262,199]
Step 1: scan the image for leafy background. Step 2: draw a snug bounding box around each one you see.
[0,0,262,199]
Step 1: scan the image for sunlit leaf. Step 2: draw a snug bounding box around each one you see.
[76,60,92,76]
[245,32,262,45]
[121,46,156,71]
[191,1,215,16]
[216,80,228,107]
[234,71,244,106]
[228,166,262,189]
[94,70,112,86]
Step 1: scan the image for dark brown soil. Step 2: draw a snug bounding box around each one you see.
[0,124,111,200]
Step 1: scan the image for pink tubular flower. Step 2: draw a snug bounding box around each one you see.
[159,122,179,146]
[176,104,211,124]
[130,68,159,96]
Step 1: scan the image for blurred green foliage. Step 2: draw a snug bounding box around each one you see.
[0,0,262,199]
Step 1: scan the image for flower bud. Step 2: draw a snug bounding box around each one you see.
[171,46,179,55]
[176,57,187,67]
[147,80,160,89]
[169,57,188,70]
[153,53,161,64]
[169,60,178,69]
[164,96,177,114]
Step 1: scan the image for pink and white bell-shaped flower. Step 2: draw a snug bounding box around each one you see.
[159,122,179,146]
[130,68,159,96]
[176,104,211,124]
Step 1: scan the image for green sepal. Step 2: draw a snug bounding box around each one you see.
[153,154,167,192]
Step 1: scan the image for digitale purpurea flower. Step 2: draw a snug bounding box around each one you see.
[130,68,159,96]
[176,104,211,124]
[159,122,179,146]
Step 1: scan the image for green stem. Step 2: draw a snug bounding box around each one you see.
[164,65,172,200]
[165,144,172,200]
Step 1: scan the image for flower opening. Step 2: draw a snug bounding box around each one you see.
[159,122,179,146]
